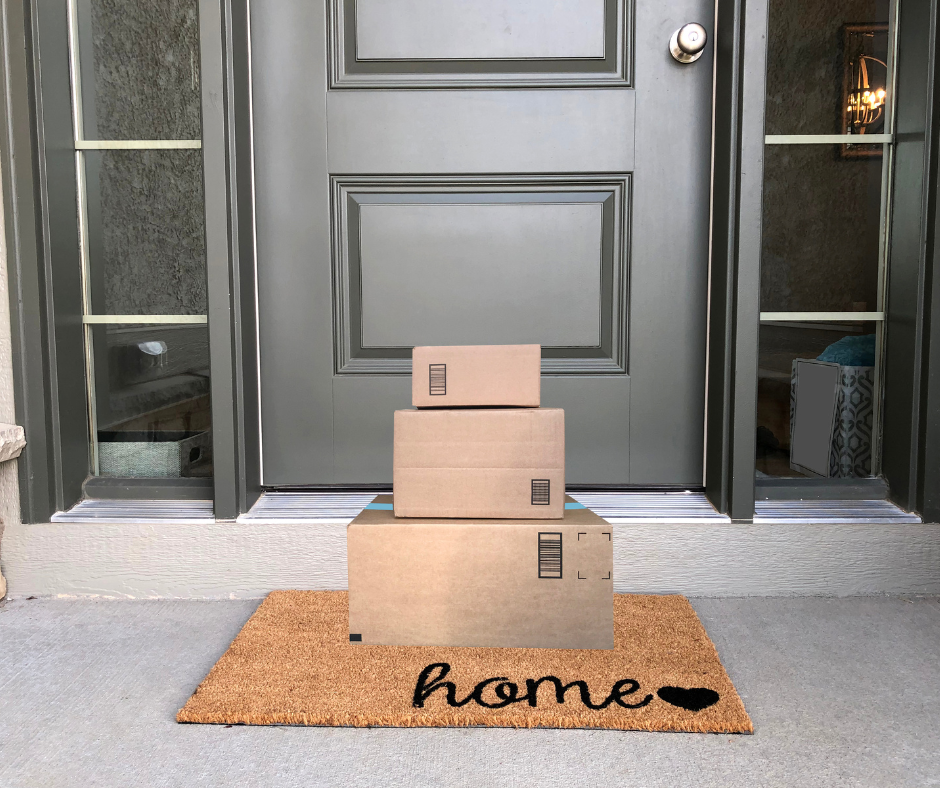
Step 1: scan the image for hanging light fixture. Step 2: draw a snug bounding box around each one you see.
[846,54,887,131]
[841,24,889,158]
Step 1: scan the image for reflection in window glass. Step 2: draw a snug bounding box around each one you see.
[92,324,212,478]
[79,0,202,140]
[757,323,877,479]
[72,0,210,479]
[761,145,882,313]
[765,0,890,136]
[85,150,207,316]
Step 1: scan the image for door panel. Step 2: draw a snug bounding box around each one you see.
[252,0,333,482]
[629,4,713,483]
[355,0,607,60]
[358,202,603,347]
[332,376,410,482]
[333,176,628,375]
[326,90,636,173]
[542,376,632,482]
[253,0,713,487]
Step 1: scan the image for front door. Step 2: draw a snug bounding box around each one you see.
[252,0,714,486]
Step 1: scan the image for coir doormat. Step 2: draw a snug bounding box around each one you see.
[177,591,752,733]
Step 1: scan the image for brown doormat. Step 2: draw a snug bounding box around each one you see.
[178,591,752,733]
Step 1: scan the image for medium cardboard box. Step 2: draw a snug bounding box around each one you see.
[412,344,541,408]
[394,407,564,519]
[348,495,613,649]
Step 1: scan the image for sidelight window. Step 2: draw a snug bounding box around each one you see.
[757,0,894,484]
[67,0,211,479]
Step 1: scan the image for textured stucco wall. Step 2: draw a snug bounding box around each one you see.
[0,156,21,599]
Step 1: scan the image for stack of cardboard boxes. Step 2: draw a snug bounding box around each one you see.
[348,345,614,649]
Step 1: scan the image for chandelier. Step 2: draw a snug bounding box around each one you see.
[846,54,887,131]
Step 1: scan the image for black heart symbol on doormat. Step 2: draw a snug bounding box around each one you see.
[656,686,720,712]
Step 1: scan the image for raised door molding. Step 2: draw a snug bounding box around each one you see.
[331,175,631,375]
[328,0,632,88]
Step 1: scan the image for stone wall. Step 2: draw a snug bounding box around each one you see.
[0,156,21,598]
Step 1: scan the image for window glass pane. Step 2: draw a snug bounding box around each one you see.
[92,323,211,478]
[761,144,883,313]
[757,322,877,479]
[765,0,891,136]
[78,0,201,140]
[85,149,207,315]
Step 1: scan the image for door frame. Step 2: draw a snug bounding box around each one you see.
[3,0,940,522]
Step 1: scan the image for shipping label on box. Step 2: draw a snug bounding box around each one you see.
[412,344,541,408]
[394,407,564,519]
[348,495,613,649]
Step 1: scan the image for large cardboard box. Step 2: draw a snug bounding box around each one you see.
[412,344,541,408]
[348,495,613,649]
[394,407,564,519]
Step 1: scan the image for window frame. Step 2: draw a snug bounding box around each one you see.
[706,0,940,522]
[880,0,940,521]
[0,0,261,521]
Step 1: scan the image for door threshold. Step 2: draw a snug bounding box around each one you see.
[754,499,920,524]
[51,498,215,523]
[238,490,731,524]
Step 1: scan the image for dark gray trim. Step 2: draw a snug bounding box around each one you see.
[199,0,261,519]
[924,51,940,524]
[0,0,54,522]
[83,476,213,501]
[924,182,940,521]
[1,0,90,521]
[705,0,769,520]
[755,476,889,501]
[264,484,706,494]
[267,484,392,493]
[882,0,940,520]
[914,0,940,524]
[34,0,96,515]
[227,0,262,516]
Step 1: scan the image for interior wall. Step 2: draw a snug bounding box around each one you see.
[762,0,886,313]
[88,0,206,318]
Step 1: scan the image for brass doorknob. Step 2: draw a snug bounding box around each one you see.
[670,23,707,63]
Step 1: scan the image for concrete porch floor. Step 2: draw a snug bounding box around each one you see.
[0,596,938,788]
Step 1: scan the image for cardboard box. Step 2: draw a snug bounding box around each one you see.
[412,344,541,408]
[348,495,613,649]
[394,407,564,519]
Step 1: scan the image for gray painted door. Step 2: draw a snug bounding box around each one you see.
[252,0,714,486]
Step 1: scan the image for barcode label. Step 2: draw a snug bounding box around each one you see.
[531,479,550,505]
[429,364,447,395]
[538,532,562,579]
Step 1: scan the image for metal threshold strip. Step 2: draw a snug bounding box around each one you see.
[52,499,215,523]
[753,499,920,524]
[238,492,380,523]
[51,493,919,524]
[236,491,731,523]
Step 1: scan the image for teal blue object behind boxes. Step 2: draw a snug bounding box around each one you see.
[365,501,585,512]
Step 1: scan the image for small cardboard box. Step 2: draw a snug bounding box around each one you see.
[394,407,564,519]
[412,344,541,408]
[348,495,613,649]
